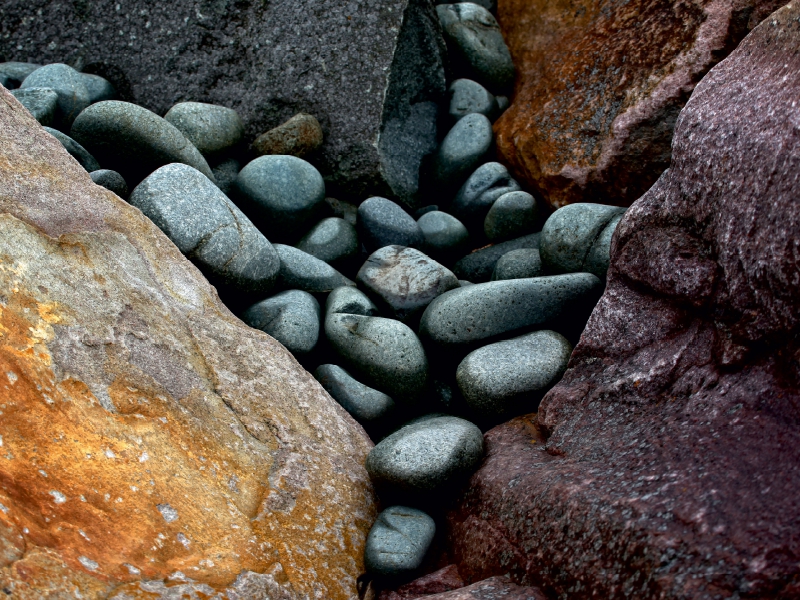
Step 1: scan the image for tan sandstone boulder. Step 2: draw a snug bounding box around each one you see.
[0,86,376,599]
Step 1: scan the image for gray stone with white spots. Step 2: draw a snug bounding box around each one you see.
[80,73,116,103]
[165,101,244,160]
[11,87,58,126]
[364,506,436,577]
[452,232,540,282]
[418,210,470,260]
[448,78,499,122]
[357,196,424,252]
[242,290,320,355]
[326,286,380,318]
[90,170,128,199]
[297,217,359,266]
[43,126,100,172]
[432,113,494,194]
[314,364,396,427]
[484,190,538,242]
[273,244,355,293]
[452,162,520,232]
[20,63,89,128]
[491,248,543,281]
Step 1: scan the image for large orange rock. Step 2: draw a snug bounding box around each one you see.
[0,87,376,598]
[494,0,787,209]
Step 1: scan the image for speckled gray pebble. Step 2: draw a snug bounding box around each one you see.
[452,232,540,282]
[448,78,499,122]
[129,163,278,293]
[491,248,543,281]
[539,203,627,277]
[418,210,470,260]
[365,416,484,493]
[43,126,100,172]
[273,244,355,293]
[0,62,41,87]
[357,196,424,252]
[90,169,129,199]
[233,155,326,242]
[364,506,436,577]
[326,286,380,318]
[420,273,603,348]
[314,364,396,426]
[70,101,215,185]
[456,330,572,419]
[211,158,241,196]
[11,87,58,126]
[20,63,89,128]
[432,113,494,194]
[165,101,244,159]
[452,162,520,232]
[297,217,359,266]
[484,190,538,242]
[80,73,116,103]
[357,246,460,324]
[242,290,320,355]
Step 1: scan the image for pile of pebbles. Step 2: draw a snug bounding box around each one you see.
[1,1,626,587]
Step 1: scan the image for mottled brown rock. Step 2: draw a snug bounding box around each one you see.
[0,86,376,598]
[251,113,324,160]
[447,3,800,598]
[494,0,787,209]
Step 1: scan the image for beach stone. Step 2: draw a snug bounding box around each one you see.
[43,126,100,172]
[432,113,494,194]
[325,196,359,226]
[233,154,326,243]
[358,196,424,252]
[365,507,436,577]
[89,169,128,199]
[80,73,116,103]
[0,61,40,87]
[70,100,215,185]
[436,3,514,92]
[242,290,320,355]
[129,163,279,294]
[490,248,542,281]
[357,246,460,324]
[452,232,540,282]
[496,95,509,112]
[314,364,396,428]
[326,286,380,318]
[456,330,572,419]
[483,191,538,242]
[325,313,428,402]
[418,210,470,260]
[273,244,354,293]
[10,87,57,125]
[539,203,626,277]
[448,78,499,122]
[211,157,241,196]
[297,217,359,266]
[251,112,324,159]
[420,273,603,349]
[451,162,520,232]
[164,101,244,159]
[366,416,484,493]
[20,63,89,128]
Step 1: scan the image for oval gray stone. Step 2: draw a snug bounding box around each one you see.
[452,162,520,232]
[80,73,116,104]
[0,62,41,87]
[584,212,625,278]
[242,290,320,355]
[10,87,57,126]
[70,101,215,185]
[90,170,128,199]
[326,286,380,318]
[297,217,359,265]
[452,232,540,282]
[128,163,278,294]
[43,126,100,172]
[357,196,424,252]
[273,244,355,293]
[491,248,543,281]
[314,364,396,426]
[433,113,494,194]
[364,506,436,577]
[20,63,89,128]
[456,330,572,419]
[418,210,470,259]
[449,78,499,122]
[419,273,603,348]
[365,415,484,493]
[484,190,538,242]
[164,101,244,159]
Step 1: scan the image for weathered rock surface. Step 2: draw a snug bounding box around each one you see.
[0,0,447,206]
[378,564,465,600]
[446,5,800,597]
[494,0,787,209]
[398,577,547,600]
[0,86,375,599]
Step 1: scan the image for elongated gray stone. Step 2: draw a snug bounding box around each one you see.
[432,113,493,194]
[20,63,89,128]
[364,506,436,577]
[43,126,100,172]
[314,364,396,427]
[242,290,320,355]
[452,232,540,282]
[10,87,57,126]
[491,248,542,281]
[165,101,244,159]
[358,196,424,252]
[273,244,355,293]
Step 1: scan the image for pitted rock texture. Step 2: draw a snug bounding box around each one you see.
[0,0,447,207]
[446,4,800,598]
[0,86,375,599]
[493,0,787,209]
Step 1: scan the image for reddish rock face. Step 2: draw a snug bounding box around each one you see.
[411,577,547,600]
[447,3,800,598]
[494,0,787,209]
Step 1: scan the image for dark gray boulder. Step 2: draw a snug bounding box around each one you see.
[364,506,436,577]
[452,232,540,282]
[90,169,128,199]
[242,290,320,355]
[297,217,359,267]
[164,102,244,160]
[80,73,116,103]
[20,63,89,128]
[491,248,543,281]
[273,244,355,293]
[451,162,520,233]
[358,197,424,252]
[448,78,499,122]
[483,190,538,242]
[326,286,380,318]
[418,210,470,261]
[43,126,100,172]
[432,113,494,195]
[10,87,57,125]
[0,62,40,87]
[314,364,396,429]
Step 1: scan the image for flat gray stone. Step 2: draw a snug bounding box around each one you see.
[452,232,540,282]
[365,415,484,492]
[314,364,396,426]
[20,63,89,128]
[448,78,499,122]
[437,3,514,92]
[539,203,627,277]
[358,197,424,252]
[297,217,359,266]
[364,506,436,577]
[233,155,326,243]
[0,62,40,87]
[418,210,470,260]
[325,313,428,402]
[129,163,279,294]
[491,248,543,281]
[80,73,116,103]
[419,273,603,349]
[90,169,128,199]
[273,244,355,293]
[70,101,215,186]
[326,286,380,318]
[165,101,244,159]
[242,290,320,355]
[357,246,460,324]
[432,113,493,194]
[43,126,100,172]
[452,162,520,233]
[484,190,538,242]
[211,158,241,197]
[456,330,572,419]
[10,87,57,126]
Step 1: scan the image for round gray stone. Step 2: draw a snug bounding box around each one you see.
[0,62,41,87]
[365,415,484,493]
[211,157,241,197]
[584,212,625,278]
[164,101,244,159]
[452,162,520,232]
[129,163,278,294]
[90,169,128,199]
[418,210,470,259]
[70,101,215,186]
[233,155,326,242]
[20,63,89,128]
[325,313,428,402]
[491,248,543,281]
[242,290,320,355]
[436,3,514,92]
[297,217,359,265]
[357,196,424,252]
[456,330,572,419]
[10,87,58,126]
[364,506,436,577]
[43,126,100,172]
[326,286,379,318]
[357,246,460,324]
[432,113,494,194]
[448,78,499,122]
[80,73,116,104]
[484,190,538,242]
[273,244,355,293]
[453,232,540,282]
[314,364,396,426]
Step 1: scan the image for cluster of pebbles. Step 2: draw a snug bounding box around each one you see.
[2,1,626,586]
